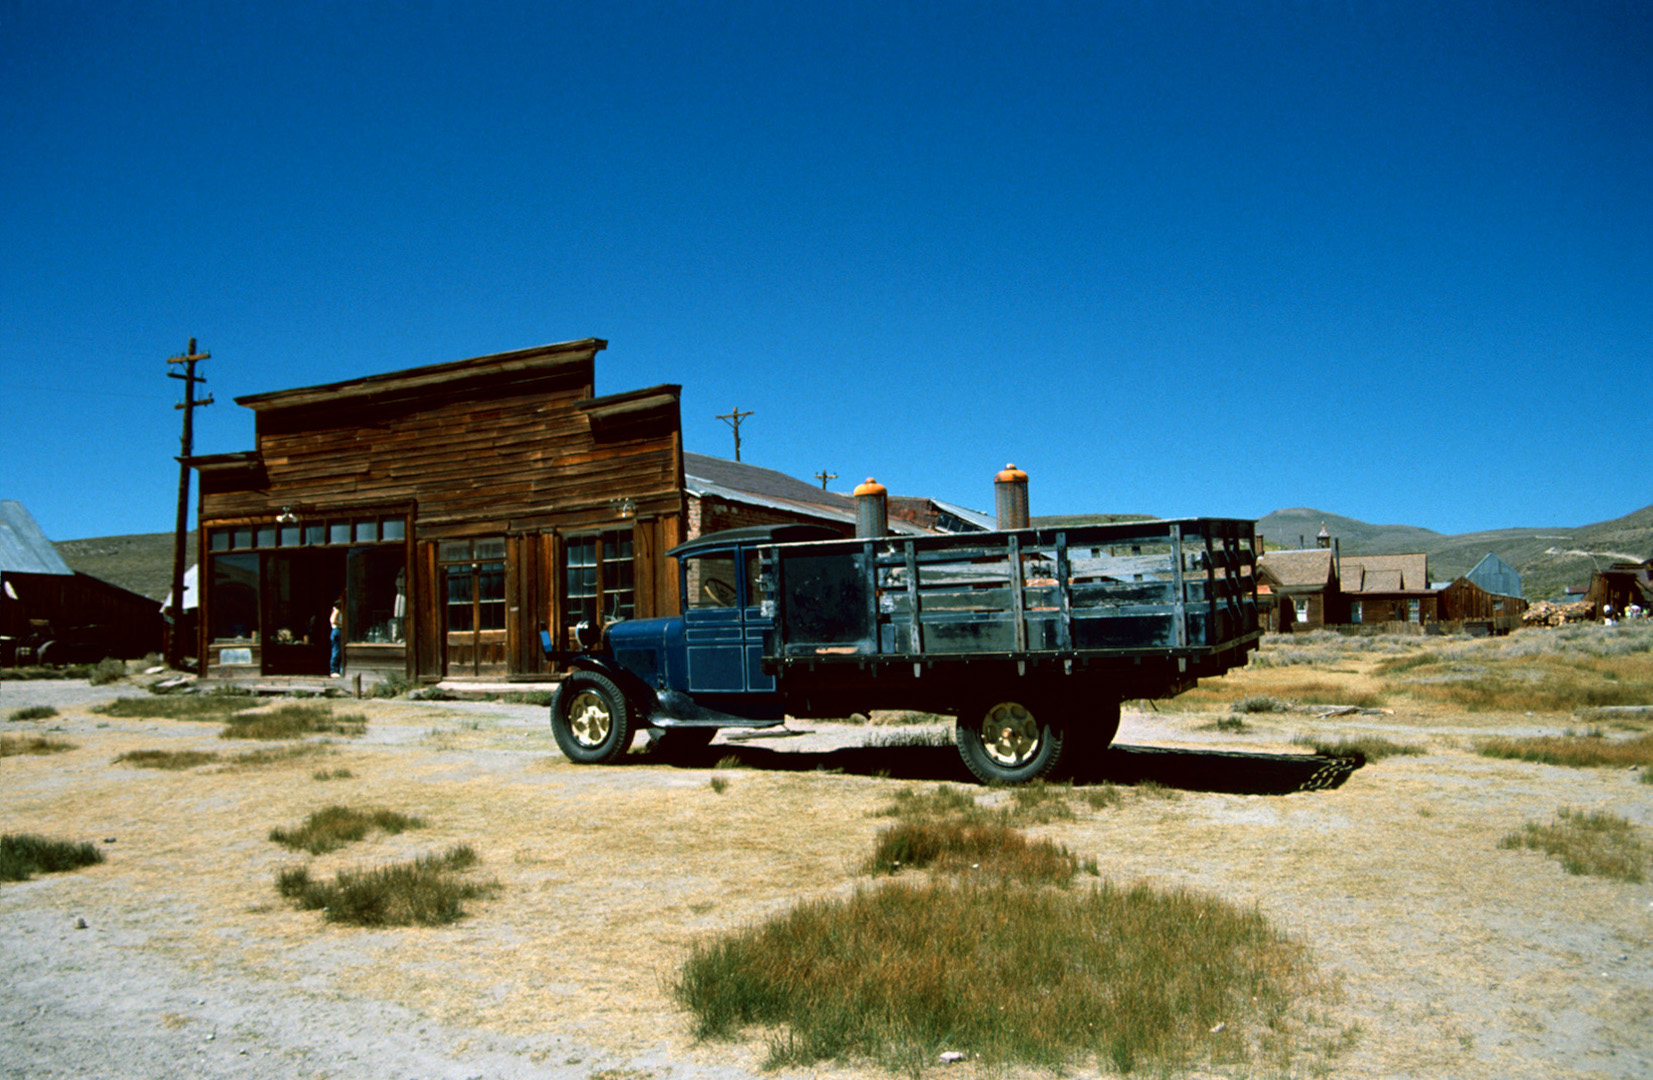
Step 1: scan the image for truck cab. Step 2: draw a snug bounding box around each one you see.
[542,524,840,762]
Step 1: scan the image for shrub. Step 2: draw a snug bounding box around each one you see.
[0,734,75,757]
[1234,695,1290,713]
[275,845,495,926]
[219,704,366,740]
[114,749,220,770]
[314,768,354,781]
[1499,808,1650,883]
[1,833,105,881]
[88,658,126,686]
[675,877,1314,1074]
[7,705,58,722]
[269,805,424,855]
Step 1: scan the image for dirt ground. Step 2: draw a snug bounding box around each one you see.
[3,664,1651,1080]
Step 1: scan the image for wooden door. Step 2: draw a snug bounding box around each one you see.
[440,539,508,677]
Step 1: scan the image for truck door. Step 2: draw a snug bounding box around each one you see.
[682,548,773,694]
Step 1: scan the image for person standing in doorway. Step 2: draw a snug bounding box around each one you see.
[329,596,345,677]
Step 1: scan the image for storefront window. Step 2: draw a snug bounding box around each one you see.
[209,554,259,641]
[347,548,406,643]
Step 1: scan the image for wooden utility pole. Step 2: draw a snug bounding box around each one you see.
[166,339,212,669]
[813,470,837,491]
[716,406,753,462]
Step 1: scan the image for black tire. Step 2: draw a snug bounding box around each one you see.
[647,726,718,762]
[956,694,1067,784]
[550,671,635,764]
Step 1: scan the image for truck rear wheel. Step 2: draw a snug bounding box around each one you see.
[550,671,635,764]
[956,697,1066,784]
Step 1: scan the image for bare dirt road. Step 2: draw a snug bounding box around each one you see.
[3,672,1650,1080]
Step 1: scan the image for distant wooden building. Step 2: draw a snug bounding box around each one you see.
[1339,554,1437,626]
[1586,560,1653,618]
[1255,548,1340,631]
[189,340,892,682]
[1,500,163,662]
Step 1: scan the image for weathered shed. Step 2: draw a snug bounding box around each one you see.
[1,501,164,661]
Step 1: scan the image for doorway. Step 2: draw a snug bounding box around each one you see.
[262,549,345,675]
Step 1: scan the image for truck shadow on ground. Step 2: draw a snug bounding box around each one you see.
[671,739,1363,796]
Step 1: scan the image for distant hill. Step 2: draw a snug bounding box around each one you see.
[1257,506,1653,600]
[54,532,195,602]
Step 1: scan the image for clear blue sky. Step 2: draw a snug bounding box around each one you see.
[4,1,1647,542]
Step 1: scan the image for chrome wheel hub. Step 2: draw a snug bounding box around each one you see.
[568,691,613,747]
[980,701,1040,767]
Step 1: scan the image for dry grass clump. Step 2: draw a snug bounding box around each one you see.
[113,748,221,770]
[674,875,1320,1074]
[275,845,496,926]
[7,704,58,722]
[0,833,105,882]
[0,733,76,757]
[1475,732,1653,770]
[673,780,1331,1074]
[1376,625,1653,713]
[93,695,252,721]
[1499,808,1650,883]
[220,704,366,740]
[88,658,127,686]
[866,820,1094,884]
[1293,736,1425,763]
[269,805,424,855]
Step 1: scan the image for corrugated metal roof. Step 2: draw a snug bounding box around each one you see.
[1468,553,1523,599]
[0,501,73,576]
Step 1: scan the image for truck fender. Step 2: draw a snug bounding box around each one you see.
[556,655,660,723]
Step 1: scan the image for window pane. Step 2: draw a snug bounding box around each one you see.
[475,538,506,561]
[209,554,259,641]
[354,519,378,543]
[305,524,327,545]
[233,528,254,549]
[439,540,471,562]
[688,554,740,610]
[347,548,408,644]
[256,526,276,548]
[279,525,302,547]
[329,522,352,544]
[209,530,230,552]
[381,518,405,541]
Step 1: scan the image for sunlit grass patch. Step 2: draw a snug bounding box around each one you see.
[314,767,354,781]
[269,804,424,854]
[859,727,954,749]
[93,695,252,720]
[1475,732,1653,770]
[0,734,75,757]
[0,833,105,882]
[674,877,1320,1074]
[1499,808,1650,883]
[226,743,333,769]
[7,704,58,722]
[275,844,496,926]
[219,704,366,740]
[1293,736,1424,763]
[114,748,220,770]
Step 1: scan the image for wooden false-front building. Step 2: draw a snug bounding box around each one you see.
[188,339,688,681]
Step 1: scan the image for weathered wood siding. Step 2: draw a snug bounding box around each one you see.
[196,341,687,680]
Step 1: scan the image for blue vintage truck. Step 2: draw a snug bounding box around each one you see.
[543,518,1260,784]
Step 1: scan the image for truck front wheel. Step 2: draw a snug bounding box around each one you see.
[956,697,1066,784]
[550,671,635,764]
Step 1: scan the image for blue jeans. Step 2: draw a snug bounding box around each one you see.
[329,628,342,674]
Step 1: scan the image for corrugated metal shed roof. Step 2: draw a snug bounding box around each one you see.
[0,501,73,576]
[1468,552,1523,599]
